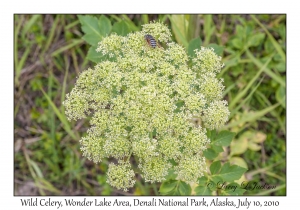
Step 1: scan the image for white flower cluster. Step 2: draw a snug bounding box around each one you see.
[106,161,136,191]
[63,21,229,190]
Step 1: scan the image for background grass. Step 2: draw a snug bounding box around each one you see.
[14,14,286,196]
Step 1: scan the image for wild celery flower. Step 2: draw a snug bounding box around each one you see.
[63,21,230,191]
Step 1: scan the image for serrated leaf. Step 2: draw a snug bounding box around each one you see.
[211,145,223,153]
[188,37,202,58]
[210,161,221,175]
[99,15,112,36]
[168,189,178,195]
[78,15,103,38]
[87,45,107,63]
[197,176,208,186]
[207,129,217,140]
[195,185,212,195]
[160,180,191,196]
[211,175,223,184]
[159,179,178,195]
[178,181,191,195]
[212,130,235,147]
[203,148,218,160]
[207,43,224,56]
[82,34,101,46]
[112,21,130,36]
[218,163,247,182]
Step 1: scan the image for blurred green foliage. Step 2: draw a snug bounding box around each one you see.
[14,14,286,195]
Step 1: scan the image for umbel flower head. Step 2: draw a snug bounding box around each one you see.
[63,21,230,191]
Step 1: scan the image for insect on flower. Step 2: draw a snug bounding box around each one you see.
[144,34,160,48]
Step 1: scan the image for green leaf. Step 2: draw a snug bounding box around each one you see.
[274,62,286,73]
[223,183,246,195]
[87,45,106,63]
[203,148,218,160]
[169,15,189,48]
[276,85,286,108]
[165,169,177,180]
[245,25,254,37]
[195,185,212,195]
[218,163,247,182]
[224,103,280,129]
[207,129,217,140]
[22,15,41,38]
[211,145,223,153]
[29,159,44,178]
[40,89,76,140]
[236,25,245,39]
[37,178,61,195]
[211,175,223,184]
[210,161,221,175]
[112,20,130,36]
[160,180,191,195]
[246,49,285,87]
[188,37,202,58]
[207,43,224,56]
[80,15,111,46]
[221,55,240,77]
[248,141,261,151]
[197,176,208,185]
[78,15,102,39]
[159,179,178,195]
[99,15,112,36]
[264,39,273,53]
[231,38,243,49]
[229,69,264,111]
[212,130,235,147]
[230,138,248,156]
[203,15,215,45]
[51,39,84,57]
[178,181,192,195]
[251,15,286,62]
[82,34,101,46]
[248,33,265,47]
[119,15,140,32]
[229,157,248,169]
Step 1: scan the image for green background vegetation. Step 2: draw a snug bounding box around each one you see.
[14,14,286,195]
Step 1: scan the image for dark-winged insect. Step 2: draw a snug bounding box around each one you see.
[144,34,158,48]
